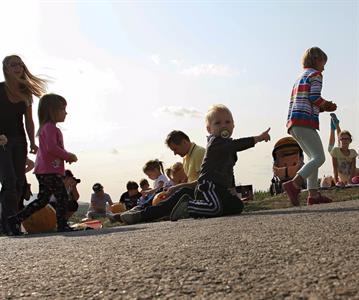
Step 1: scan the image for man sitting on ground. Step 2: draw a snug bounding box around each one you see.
[118,130,205,224]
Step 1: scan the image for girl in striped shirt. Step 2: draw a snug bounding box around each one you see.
[283,47,337,206]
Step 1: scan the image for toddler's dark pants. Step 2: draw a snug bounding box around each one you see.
[141,187,194,221]
[188,180,244,218]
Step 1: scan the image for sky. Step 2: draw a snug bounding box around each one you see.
[0,0,358,202]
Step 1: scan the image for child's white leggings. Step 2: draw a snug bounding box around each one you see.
[290,126,326,190]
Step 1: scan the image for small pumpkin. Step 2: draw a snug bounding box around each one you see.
[110,202,126,213]
[152,191,168,206]
[22,204,57,234]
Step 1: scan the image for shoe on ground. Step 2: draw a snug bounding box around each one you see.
[318,194,333,204]
[57,224,75,232]
[307,193,333,205]
[7,216,23,236]
[282,181,300,206]
[120,210,142,225]
[108,213,122,223]
[307,195,320,205]
[170,194,190,221]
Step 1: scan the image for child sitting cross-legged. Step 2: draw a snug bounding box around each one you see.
[170,104,270,221]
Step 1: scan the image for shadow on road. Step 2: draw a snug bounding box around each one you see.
[243,205,359,217]
[9,225,148,239]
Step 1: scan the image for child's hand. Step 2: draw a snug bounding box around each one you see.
[255,128,271,143]
[0,134,8,146]
[321,101,337,112]
[67,153,78,164]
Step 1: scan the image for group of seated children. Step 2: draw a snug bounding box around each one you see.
[85,160,188,220]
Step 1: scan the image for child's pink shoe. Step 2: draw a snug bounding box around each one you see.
[307,195,320,205]
[351,176,359,184]
[307,193,332,205]
[318,194,333,204]
[282,181,300,206]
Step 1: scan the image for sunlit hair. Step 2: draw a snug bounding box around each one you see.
[165,130,190,146]
[143,159,165,175]
[165,162,184,179]
[205,104,233,126]
[38,93,67,134]
[339,130,352,142]
[301,47,327,69]
[2,55,47,104]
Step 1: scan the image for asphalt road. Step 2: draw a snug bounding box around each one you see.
[1,200,358,300]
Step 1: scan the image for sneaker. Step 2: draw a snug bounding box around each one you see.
[282,181,300,206]
[108,213,122,223]
[57,224,75,232]
[7,216,23,236]
[307,195,320,205]
[318,194,333,204]
[307,193,332,205]
[170,194,190,221]
[120,210,142,225]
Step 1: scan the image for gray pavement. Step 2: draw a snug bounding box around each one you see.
[1,200,358,300]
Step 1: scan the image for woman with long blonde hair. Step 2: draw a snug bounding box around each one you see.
[0,54,46,235]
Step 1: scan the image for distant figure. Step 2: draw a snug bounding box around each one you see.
[86,183,113,219]
[327,114,358,186]
[139,178,150,193]
[7,93,78,235]
[283,47,337,206]
[0,55,47,235]
[330,130,358,186]
[119,181,142,210]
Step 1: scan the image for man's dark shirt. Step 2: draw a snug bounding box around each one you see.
[120,191,142,210]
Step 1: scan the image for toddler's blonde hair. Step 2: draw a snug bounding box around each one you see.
[205,104,233,126]
[302,47,327,68]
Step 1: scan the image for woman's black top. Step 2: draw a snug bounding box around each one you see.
[0,82,26,138]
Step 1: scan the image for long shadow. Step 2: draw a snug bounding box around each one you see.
[242,205,359,217]
[8,225,148,239]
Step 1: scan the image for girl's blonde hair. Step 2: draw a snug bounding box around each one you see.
[165,162,184,179]
[2,55,47,104]
[38,93,67,133]
[143,159,165,175]
[301,47,327,69]
[205,104,233,126]
[339,130,352,142]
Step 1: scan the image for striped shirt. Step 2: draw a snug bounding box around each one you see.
[286,68,325,131]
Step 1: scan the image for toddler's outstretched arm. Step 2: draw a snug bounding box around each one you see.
[254,128,271,144]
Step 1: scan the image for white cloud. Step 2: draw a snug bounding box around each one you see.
[180,64,237,77]
[153,106,203,118]
[150,54,160,65]
[170,59,184,66]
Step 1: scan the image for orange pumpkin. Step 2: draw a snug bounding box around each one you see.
[22,204,57,234]
[110,202,126,213]
[152,191,168,206]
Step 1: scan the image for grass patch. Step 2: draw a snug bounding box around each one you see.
[245,186,359,212]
